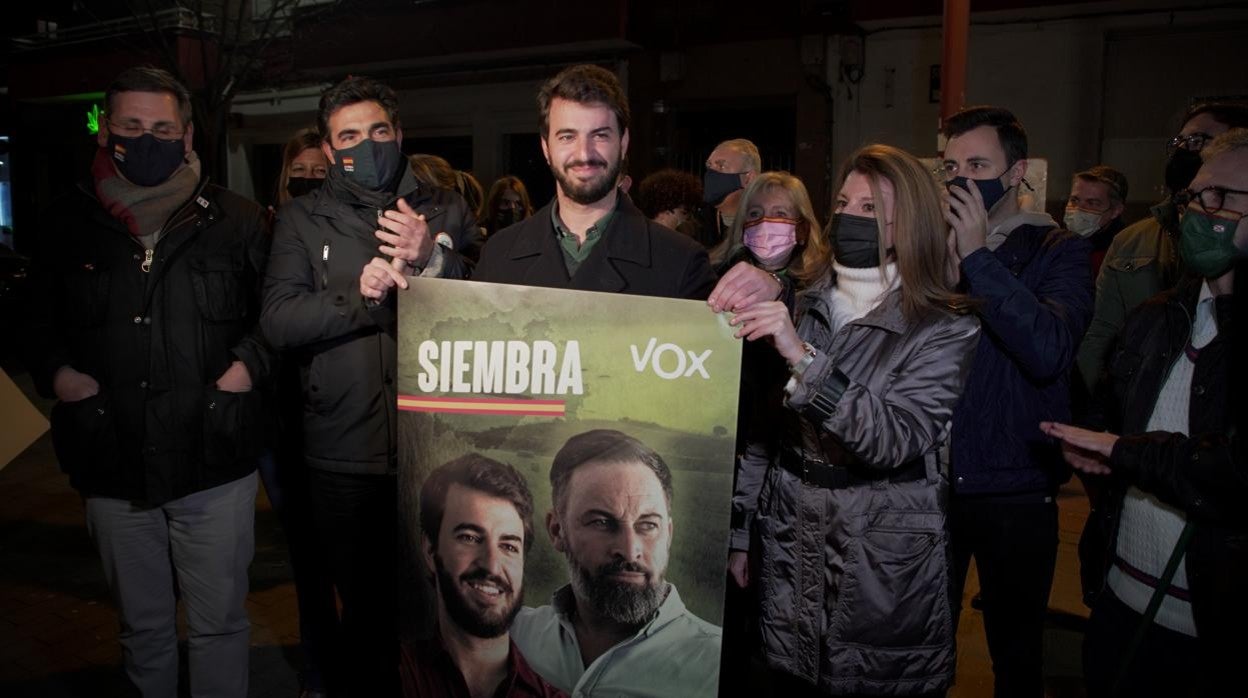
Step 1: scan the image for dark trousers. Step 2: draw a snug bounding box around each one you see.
[950,496,1058,698]
[1083,589,1199,698]
[308,468,398,697]
[257,451,338,692]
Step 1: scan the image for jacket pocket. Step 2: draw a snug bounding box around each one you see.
[50,393,121,478]
[1104,255,1154,275]
[190,254,247,322]
[826,510,953,682]
[203,387,262,465]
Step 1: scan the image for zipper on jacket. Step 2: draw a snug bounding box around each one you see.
[140,248,154,273]
[321,240,331,290]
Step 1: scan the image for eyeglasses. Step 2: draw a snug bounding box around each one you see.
[1174,186,1248,217]
[1168,132,1213,152]
[106,119,185,142]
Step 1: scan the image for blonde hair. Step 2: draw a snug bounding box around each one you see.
[710,171,823,278]
[276,128,324,206]
[806,144,967,319]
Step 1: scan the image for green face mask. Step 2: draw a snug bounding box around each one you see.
[1179,208,1243,278]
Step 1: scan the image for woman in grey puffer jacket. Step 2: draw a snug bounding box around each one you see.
[728,144,980,696]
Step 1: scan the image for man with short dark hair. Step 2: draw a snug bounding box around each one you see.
[261,74,483,695]
[402,454,565,698]
[1065,165,1129,279]
[1076,102,1248,394]
[510,429,722,698]
[25,65,273,697]
[941,105,1093,698]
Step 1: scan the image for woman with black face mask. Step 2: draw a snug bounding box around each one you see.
[265,126,338,698]
[482,175,534,237]
[723,144,980,697]
[276,128,330,208]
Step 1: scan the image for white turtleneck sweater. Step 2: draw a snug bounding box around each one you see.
[826,262,900,335]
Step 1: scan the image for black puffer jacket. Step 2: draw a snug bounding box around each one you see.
[26,179,274,505]
[261,169,480,474]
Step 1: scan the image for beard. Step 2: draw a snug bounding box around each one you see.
[550,150,623,206]
[433,554,523,639]
[563,549,665,628]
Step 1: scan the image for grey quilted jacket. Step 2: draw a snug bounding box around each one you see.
[731,278,979,695]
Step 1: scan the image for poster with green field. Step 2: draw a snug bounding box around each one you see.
[397,277,740,697]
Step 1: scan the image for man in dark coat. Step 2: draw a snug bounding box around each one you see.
[261,75,481,695]
[25,66,273,697]
[942,105,1093,698]
[474,65,777,308]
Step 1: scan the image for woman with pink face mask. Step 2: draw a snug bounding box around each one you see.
[709,171,823,279]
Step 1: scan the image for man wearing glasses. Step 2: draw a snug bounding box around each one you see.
[1042,127,1248,696]
[1077,102,1248,395]
[24,66,273,697]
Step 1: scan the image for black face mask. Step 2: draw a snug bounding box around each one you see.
[703,169,744,205]
[1164,148,1203,194]
[108,132,186,187]
[286,176,322,199]
[333,138,404,192]
[947,175,1011,213]
[829,213,882,268]
[494,207,523,229]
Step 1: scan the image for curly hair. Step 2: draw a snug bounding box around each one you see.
[637,169,702,219]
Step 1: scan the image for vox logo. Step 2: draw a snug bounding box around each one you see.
[629,338,712,380]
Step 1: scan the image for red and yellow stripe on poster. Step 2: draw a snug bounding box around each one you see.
[396,394,566,417]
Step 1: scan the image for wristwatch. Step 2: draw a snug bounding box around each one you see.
[790,341,817,376]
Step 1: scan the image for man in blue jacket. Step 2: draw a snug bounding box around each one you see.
[941,105,1093,698]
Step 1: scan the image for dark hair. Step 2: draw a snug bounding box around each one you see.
[637,169,703,219]
[318,76,400,142]
[483,175,534,234]
[943,105,1028,166]
[106,66,193,125]
[1182,101,1248,131]
[1074,165,1129,205]
[419,454,535,552]
[550,430,672,513]
[537,64,630,138]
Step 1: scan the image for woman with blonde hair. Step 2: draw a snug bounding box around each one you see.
[276,128,329,206]
[726,143,980,696]
[709,171,823,280]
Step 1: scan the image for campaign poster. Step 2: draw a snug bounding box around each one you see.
[396,277,741,697]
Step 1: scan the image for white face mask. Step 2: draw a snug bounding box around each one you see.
[1063,207,1105,237]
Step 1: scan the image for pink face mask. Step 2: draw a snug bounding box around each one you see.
[742,217,799,264]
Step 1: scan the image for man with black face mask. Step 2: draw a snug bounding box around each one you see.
[698,139,761,248]
[261,75,483,696]
[24,66,274,698]
[941,105,1093,698]
[1077,102,1248,396]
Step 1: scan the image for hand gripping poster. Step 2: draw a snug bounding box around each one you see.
[396,277,741,698]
